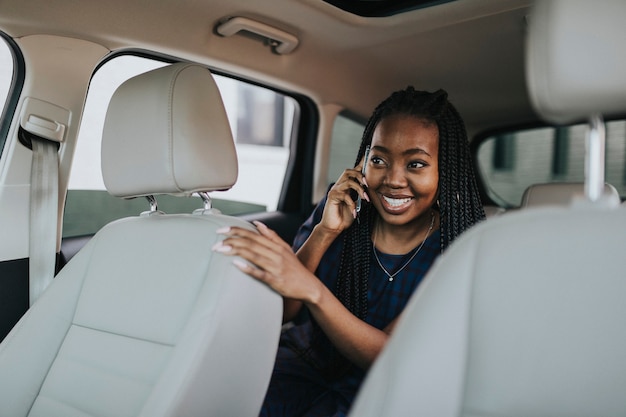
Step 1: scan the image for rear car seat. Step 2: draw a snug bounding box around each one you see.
[482,205,505,218]
[521,182,619,208]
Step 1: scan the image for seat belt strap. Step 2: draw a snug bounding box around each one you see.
[19,98,68,306]
[28,136,59,306]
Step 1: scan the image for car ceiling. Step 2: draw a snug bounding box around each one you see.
[0,0,536,137]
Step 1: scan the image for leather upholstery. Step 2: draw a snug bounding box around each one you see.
[102,63,238,198]
[350,204,626,417]
[526,0,626,124]
[0,63,282,417]
[482,205,505,218]
[521,182,619,208]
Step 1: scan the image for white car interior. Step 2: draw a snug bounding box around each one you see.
[0,0,625,415]
[0,63,282,416]
[348,1,626,416]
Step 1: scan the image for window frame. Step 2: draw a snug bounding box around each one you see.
[326,110,367,188]
[0,32,25,157]
[472,118,626,208]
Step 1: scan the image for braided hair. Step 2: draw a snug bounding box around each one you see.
[336,87,486,321]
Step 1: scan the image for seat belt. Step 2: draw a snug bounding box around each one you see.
[28,136,59,306]
[19,98,68,306]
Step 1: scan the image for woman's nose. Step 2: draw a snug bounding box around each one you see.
[384,164,407,187]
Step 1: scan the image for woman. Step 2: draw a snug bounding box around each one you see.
[213,87,485,416]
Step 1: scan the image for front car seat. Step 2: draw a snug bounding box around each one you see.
[348,1,626,416]
[0,63,282,417]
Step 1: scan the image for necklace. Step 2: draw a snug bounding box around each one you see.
[372,211,435,282]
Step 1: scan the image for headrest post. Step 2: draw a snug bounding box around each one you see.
[198,192,212,210]
[585,114,606,202]
[146,195,158,212]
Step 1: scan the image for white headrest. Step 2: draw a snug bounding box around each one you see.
[526,0,626,124]
[102,63,237,198]
[521,182,619,208]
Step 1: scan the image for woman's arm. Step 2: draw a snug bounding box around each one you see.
[244,221,333,322]
[294,223,340,272]
[248,160,370,323]
[303,281,397,369]
[295,162,369,272]
[214,223,394,369]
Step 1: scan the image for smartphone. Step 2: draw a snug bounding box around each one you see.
[356,145,370,214]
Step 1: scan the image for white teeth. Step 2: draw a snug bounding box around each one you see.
[383,196,412,207]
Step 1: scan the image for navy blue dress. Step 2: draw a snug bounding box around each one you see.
[260,196,441,417]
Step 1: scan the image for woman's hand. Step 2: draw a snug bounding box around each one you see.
[319,157,370,234]
[213,221,324,304]
[213,220,394,369]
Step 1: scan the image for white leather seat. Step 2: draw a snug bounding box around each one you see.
[482,204,505,218]
[0,63,282,417]
[350,202,626,417]
[521,182,619,208]
[349,1,626,416]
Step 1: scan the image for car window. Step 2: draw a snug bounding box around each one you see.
[64,54,297,238]
[0,36,14,151]
[0,39,11,106]
[326,112,364,186]
[476,120,626,207]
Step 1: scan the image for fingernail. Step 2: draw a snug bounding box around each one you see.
[253,220,267,230]
[216,226,230,234]
[363,192,370,202]
[212,242,232,253]
[363,177,368,187]
[233,259,249,269]
[352,209,357,219]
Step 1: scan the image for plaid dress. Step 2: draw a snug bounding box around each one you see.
[260,195,441,417]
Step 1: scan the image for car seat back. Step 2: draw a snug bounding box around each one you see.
[0,63,282,417]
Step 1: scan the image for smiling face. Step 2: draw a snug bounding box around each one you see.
[366,114,439,230]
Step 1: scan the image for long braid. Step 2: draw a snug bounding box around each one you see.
[317,87,485,379]
[436,97,486,248]
[333,96,389,322]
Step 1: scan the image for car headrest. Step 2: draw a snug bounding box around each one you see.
[101,63,237,199]
[521,182,619,208]
[526,0,626,124]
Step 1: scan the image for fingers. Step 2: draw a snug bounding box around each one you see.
[213,225,302,295]
[214,228,276,263]
[216,224,275,251]
[326,169,370,221]
[232,258,266,280]
[253,221,293,251]
[216,222,292,254]
[355,153,367,174]
[333,167,370,203]
[212,224,321,301]
[212,224,290,274]
[355,152,371,189]
[327,186,358,220]
[213,238,278,286]
[252,221,276,238]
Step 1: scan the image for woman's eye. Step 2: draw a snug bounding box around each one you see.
[408,161,426,169]
[371,156,384,165]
